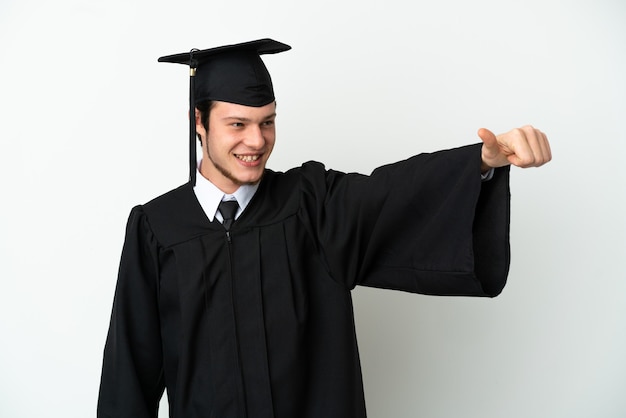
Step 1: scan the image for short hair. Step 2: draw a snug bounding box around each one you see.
[195,100,215,143]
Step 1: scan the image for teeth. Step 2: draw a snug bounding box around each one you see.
[237,155,260,163]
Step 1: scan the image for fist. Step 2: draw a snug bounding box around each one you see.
[479,125,552,170]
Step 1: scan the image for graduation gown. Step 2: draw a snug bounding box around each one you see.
[97,144,510,418]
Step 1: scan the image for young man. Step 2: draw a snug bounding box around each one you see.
[97,38,551,418]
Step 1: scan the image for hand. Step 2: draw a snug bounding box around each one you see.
[478,125,552,171]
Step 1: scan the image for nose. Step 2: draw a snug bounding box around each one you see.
[243,125,265,149]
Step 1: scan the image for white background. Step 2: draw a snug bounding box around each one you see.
[1,0,625,417]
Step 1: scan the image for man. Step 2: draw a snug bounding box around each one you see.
[97,38,551,418]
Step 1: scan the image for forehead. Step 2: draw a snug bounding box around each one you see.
[211,101,277,119]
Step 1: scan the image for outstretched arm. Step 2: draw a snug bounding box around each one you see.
[479,125,552,172]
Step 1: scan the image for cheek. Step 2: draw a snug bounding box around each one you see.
[266,131,277,148]
[206,132,230,155]
[266,138,276,155]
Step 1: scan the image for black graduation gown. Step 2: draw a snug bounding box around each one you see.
[97,144,510,418]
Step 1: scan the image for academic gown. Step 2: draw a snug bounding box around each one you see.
[97,144,510,418]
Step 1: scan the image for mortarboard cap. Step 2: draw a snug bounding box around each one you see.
[158,38,291,185]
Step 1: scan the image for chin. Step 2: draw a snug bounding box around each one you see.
[239,177,262,186]
[237,172,264,186]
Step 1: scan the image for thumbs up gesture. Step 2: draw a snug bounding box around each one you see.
[478,125,552,171]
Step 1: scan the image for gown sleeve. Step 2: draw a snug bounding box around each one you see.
[97,206,165,418]
[299,143,510,297]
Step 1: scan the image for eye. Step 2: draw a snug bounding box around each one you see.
[261,120,275,127]
[231,122,244,128]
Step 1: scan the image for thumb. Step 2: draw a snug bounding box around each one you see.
[478,127,506,169]
[477,128,497,149]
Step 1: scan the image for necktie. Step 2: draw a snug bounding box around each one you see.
[218,200,239,231]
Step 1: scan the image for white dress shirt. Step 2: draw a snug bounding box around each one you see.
[192,160,259,223]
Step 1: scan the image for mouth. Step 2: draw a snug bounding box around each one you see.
[235,154,261,163]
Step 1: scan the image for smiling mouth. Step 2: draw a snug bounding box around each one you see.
[235,154,261,163]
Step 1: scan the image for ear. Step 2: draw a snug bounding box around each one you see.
[193,107,206,137]
[190,107,201,125]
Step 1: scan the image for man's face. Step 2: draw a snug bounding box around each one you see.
[197,101,276,193]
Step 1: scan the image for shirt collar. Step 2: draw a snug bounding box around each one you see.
[192,160,259,222]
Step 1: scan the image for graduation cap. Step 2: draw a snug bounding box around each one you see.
[158,38,291,185]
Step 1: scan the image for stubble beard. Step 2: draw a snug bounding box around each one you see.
[206,149,263,187]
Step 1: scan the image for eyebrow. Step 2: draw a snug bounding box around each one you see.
[221,113,277,122]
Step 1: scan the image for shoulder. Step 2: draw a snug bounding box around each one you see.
[143,182,193,210]
[264,161,328,179]
[262,161,344,199]
[227,163,333,225]
[142,183,198,229]
[137,182,215,247]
